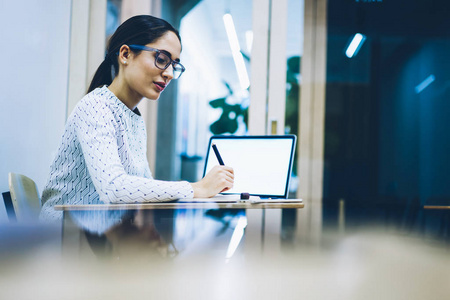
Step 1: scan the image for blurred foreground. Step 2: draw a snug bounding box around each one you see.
[1,206,449,300]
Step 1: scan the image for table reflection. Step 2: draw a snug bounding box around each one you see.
[2,203,450,300]
[63,208,248,262]
[70,210,174,260]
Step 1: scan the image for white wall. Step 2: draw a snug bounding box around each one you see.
[0,0,71,221]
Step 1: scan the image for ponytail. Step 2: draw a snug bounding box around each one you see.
[87,55,116,94]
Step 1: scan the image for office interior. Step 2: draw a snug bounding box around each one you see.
[1,0,450,299]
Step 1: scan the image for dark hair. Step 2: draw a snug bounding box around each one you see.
[87,15,181,93]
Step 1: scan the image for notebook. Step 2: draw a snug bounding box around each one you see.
[202,135,297,199]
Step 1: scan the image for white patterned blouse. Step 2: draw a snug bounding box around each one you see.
[40,86,193,221]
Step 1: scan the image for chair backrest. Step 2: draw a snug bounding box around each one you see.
[8,172,41,222]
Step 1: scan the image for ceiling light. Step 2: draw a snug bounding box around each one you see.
[245,30,253,53]
[415,74,435,94]
[345,33,366,58]
[223,13,250,90]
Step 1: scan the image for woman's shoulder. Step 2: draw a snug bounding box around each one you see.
[81,86,114,107]
[70,86,141,123]
[65,87,113,123]
[72,86,118,115]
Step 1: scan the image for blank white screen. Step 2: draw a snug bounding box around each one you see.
[204,137,295,197]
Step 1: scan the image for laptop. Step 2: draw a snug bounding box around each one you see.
[201,135,297,200]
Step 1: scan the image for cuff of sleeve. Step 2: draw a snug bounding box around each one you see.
[183,181,194,199]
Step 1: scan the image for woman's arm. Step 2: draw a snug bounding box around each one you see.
[190,165,234,198]
[73,101,193,203]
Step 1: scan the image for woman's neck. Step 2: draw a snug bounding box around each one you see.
[108,79,142,110]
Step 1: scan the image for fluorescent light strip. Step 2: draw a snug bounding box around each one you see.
[223,13,250,90]
[245,30,253,53]
[223,14,240,52]
[415,74,435,94]
[231,49,250,90]
[345,33,366,58]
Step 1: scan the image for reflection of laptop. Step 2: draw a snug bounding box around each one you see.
[202,135,297,199]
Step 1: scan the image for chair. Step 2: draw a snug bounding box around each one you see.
[2,191,17,221]
[8,172,41,222]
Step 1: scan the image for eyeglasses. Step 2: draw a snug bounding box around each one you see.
[128,44,185,79]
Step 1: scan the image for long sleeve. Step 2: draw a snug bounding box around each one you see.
[40,87,193,221]
[72,92,193,204]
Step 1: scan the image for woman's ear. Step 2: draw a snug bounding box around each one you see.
[118,44,131,65]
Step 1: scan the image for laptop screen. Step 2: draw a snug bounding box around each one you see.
[202,135,296,199]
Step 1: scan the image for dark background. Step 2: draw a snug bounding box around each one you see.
[323,0,450,231]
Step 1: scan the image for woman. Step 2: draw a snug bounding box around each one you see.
[40,15,234,220]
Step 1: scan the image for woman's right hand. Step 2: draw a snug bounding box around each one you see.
[190,165,234,198]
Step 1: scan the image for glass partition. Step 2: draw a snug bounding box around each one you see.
[178,0,252,181]
[285,0,304,195]
[324,0,450,232]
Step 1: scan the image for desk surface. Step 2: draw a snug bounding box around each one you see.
[424,205,450,209]
[55,200,304,211]
[5,200,450,300]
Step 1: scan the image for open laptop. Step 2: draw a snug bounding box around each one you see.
[200,135,298,201]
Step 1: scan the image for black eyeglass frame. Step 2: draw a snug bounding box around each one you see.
[127,44,185,79]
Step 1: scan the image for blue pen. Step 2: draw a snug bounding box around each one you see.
[212,143,225,165]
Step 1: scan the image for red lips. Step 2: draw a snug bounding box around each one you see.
[154,81,166,92]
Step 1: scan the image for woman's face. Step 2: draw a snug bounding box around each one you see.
[122,31,182,101]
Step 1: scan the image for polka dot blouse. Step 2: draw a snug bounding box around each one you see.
[40,86,193,221]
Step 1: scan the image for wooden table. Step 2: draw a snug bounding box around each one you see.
[424,205,450,210]
[57,199,304,258]
[55,200,304,212]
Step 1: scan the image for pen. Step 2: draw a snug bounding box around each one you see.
[212,143,225,165]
